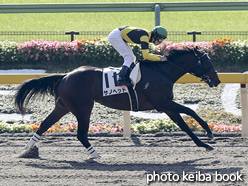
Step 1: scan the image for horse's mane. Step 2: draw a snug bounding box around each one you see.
[165,47,194,61]
[140,47,194,65]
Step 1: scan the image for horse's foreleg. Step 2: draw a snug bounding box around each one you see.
[25,97,69,148]
[158,100,213,138]
[182,108,214,139]
[165,111,214,151]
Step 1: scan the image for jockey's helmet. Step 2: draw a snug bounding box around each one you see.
[152,26,167,39]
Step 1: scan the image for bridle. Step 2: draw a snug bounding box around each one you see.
[190,50,214,84]
[139,48,215,84]
[164,48,214,84]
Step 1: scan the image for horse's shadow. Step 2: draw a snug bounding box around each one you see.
[25,157,243,175]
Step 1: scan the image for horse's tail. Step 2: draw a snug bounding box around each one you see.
[14,74,66,115]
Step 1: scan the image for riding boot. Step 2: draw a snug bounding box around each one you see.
[117,65,133,87]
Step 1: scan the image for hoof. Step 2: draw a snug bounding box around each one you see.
[89,154,101,159]
[86,155,101,162]
[92,155,101,159]
[207,133,214,140]
[18,145,39,158]
[206,145,214,152]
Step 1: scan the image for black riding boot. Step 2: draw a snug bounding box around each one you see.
[117,65,133,87]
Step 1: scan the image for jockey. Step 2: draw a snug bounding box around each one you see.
[108,26,168,86]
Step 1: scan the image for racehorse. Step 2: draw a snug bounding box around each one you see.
[14,47,221,158]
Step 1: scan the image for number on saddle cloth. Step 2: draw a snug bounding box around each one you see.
[102,67,127,97]
[102,64,140,111]
[102,63,141,97]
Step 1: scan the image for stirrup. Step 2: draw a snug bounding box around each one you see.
[116,79,133,87]
[117,83,134,87]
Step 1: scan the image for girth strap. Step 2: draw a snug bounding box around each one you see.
[127,86,138,111]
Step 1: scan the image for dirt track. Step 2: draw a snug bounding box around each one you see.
[0,134,248,186]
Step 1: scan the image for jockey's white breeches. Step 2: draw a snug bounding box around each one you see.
[108,28,136,68]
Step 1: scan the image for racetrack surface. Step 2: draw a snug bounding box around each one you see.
[0,134,247,186]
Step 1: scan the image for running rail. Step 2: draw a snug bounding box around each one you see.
[1,2,248,13]
[1,73,248,137]
[1,2,248,27]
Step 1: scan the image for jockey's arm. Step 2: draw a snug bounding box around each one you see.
[140,36,162,61]
[141,49,164,61]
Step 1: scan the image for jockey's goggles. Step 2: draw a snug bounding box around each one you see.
[157,37,165,43]
[156,34,167,42]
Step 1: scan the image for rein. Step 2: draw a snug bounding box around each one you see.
[164,60,188,74]
[161,51,212,83]
[139,48,212,83]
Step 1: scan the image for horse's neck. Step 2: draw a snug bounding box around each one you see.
[140,60,190,83]
[161,62,188,83]
[169,68,187,83]
[166,53,195,83]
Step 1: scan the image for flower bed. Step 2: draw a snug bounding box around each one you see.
[185,119,242,133]
[0,119,242,135]
[0,38,248,69]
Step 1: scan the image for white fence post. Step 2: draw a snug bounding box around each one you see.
[123,111,131,137]
[241,83,248,137]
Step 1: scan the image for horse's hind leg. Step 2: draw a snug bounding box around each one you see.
[25,97,69,148]
[76,112,101,159]
[62,95,100,159]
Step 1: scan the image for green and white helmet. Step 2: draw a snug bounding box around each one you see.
[152,26,167,39]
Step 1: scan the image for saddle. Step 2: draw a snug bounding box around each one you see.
[102,62,141,111]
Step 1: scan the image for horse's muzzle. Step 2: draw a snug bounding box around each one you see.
[209,79,221,87]
[206,71,221,87]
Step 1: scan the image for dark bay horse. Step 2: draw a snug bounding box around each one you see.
[14,47,220,158]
